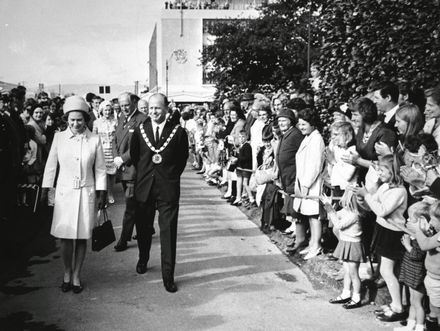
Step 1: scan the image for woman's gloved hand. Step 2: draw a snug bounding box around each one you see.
[96,190,108,210]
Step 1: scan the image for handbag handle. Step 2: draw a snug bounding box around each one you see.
[96,208,108,226]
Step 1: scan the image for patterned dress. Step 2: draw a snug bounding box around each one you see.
[93,117,117,175]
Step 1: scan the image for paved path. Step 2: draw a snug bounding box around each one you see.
[0,168,390,330]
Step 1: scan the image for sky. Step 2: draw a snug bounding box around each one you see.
[0,0,164,87]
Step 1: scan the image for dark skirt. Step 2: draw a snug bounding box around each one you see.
[398,241,426,293]
[371,223,404,261]
[236,168,252,179]
[333,240,366,263]
[280,194,298,217]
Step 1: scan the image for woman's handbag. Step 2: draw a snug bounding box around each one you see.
[254,164,278,185]
[92,209,116,252]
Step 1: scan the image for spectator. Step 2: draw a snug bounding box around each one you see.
[93,100,118,204]
[293,108,325,260]
[276,109,303,240]
[354,154,407,322]
[27,106,47,180]
[372,81,400,132]
[423,86,440,152]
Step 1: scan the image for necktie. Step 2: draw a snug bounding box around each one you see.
[155,126,160,144]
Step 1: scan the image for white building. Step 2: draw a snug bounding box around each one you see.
[149,1,265,103]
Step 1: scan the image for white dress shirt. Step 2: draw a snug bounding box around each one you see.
[151,120,166,142]
[384,104,399,124]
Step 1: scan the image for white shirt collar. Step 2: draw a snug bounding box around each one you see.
[151,120,166,138]
[384,104,399,123]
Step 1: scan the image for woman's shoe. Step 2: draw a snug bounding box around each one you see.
[60,281,71,293]
[227,196,236,203]
[374,304,391,315]
[247,201,257,209]
[299,247,310,255]
[376,307,406,322]
[72,284,84,294]
[232,200,242,206]
[303,247,322,260]
[286,241,308,254]
[343,299,362,309]
[329,295,351,304]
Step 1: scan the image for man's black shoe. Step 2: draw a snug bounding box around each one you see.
[136,261,148,274]
[164,280,178,293]
[114,242,128,252]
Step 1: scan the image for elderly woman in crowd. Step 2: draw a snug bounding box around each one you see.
[293,108,325,260]
[41,96,107,294]
[275,109,304,236]
[93,100,118,204]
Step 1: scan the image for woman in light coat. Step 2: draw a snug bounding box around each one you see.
[293,108,325,260]
[41,96,107,294]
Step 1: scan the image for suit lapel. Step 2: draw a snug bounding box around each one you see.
[157,122,173,148]
[144,119,156,148]
[118,110,139,143]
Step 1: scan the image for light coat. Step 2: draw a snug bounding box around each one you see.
[42,128,107,239]
[293,129,325,215]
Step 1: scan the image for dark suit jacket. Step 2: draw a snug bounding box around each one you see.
[276,126,304,194]
[113,110,146,181]
[384,114,397,133]
[130,117,189,203]
[86,111,97,131]
[244,114,256,140]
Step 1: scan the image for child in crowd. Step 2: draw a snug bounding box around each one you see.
[354,154,408,322]
[202,135,221,184]
[330,122,358,197]
[322,189,365,309]
[408,201,440,330]
[193,121,206,172]
[233,130,254,207]
[397,201,429,331]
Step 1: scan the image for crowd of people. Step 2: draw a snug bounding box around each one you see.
[2,73,440,327]
[179,77,440,330]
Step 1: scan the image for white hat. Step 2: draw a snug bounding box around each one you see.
[63,95,89,115]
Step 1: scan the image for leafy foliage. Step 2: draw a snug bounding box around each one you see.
[201,0,322,98]
[318,0,440,108]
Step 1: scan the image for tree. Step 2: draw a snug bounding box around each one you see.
[318,0,440,107]
[201,0,323,98]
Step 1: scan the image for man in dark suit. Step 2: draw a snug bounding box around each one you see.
[113,92,146,251]
[85,92,97,130]
[372,81,399,132]
[130,93,188,293]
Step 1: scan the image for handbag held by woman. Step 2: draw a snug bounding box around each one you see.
[92,209,116,252]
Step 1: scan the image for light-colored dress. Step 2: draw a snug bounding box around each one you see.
[250,119,266,170]
[293,129,325,216]
[93,117,117,175]
[42,128,107,239]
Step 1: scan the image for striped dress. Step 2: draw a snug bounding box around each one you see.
[93,117,118,175]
